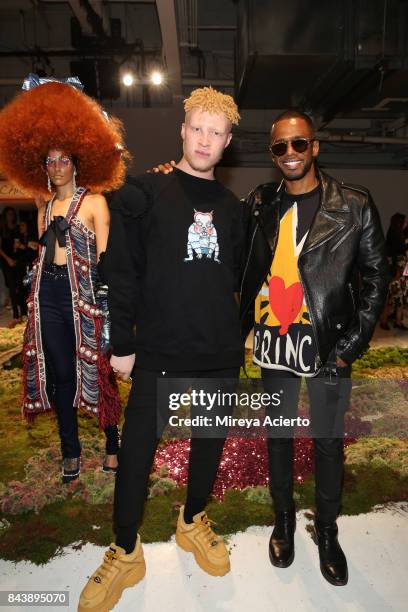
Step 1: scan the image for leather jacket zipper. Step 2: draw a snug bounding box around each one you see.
[298,266,322,369]
[348,281,356,312]
[330,224,357,253]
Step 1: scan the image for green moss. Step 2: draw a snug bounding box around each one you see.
[242,347,408,380]
[0,323,25,352]
[244,485,272,505]
[0,379,127,485]
[139,489,184,543]
[0,345,405,485]
[342,466,407,515]
[0,501,114,565]
[0,333,407,564]
[1,459,406,565]
[353,347,408,372]
[346,437,408,477]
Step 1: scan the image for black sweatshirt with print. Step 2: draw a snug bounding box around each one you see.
[100,168,244,371]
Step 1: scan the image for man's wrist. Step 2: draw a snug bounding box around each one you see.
[111,342,136,356]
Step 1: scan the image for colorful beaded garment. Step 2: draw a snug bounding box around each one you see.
[22,188,121,429]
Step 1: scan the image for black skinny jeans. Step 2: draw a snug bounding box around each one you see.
[262,365,352,524]
[39,263,119,459]
[114,366,239,551]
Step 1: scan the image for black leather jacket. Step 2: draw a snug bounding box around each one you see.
[239,169,390,366]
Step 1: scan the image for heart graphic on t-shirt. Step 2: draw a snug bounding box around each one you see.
[269,276,304,335]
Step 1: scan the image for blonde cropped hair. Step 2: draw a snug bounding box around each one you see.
[184,86,240,126]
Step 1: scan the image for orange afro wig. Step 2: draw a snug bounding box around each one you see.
[0,82,129,196]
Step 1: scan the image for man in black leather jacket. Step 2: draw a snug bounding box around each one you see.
[240,110,389,586]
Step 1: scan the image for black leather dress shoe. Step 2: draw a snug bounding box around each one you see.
[269,510,296,568]
[314,519,348,586]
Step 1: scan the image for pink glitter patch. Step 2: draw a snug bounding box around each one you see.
[154,437,354,499]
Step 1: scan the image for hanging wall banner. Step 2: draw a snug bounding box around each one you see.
[0,177,31,201]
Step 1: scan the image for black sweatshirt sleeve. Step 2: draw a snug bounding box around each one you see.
[99,179,149,356]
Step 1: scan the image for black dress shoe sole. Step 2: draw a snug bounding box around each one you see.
[269,547,294,568]
[320,563,348,586]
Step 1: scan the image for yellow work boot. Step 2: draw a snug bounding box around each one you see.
[78,535,146,611]
[175,505,230,577]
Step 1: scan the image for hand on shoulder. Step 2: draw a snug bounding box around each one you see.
[148,160,176,174]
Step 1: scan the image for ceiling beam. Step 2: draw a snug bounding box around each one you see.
[68,0,93,36]
[0,46,160,58]
[40,1,110,37]
[88,0,110,34]
[155,0,182,98]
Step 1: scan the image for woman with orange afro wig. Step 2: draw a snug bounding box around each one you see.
[0,75,129,483]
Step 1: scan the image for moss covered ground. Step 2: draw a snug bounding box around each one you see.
[0,326,407,564]
[0,460,405,565]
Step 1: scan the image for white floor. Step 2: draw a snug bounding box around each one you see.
[0,504,407,612]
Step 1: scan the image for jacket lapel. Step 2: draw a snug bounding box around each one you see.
[300,209,345,255]
[301,170,351,255]
[254,169,353,256]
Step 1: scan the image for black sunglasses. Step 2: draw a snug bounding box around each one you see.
[269,138,315,157]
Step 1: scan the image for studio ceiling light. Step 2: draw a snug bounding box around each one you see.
[122,73,135,87]
[151,71,163,85]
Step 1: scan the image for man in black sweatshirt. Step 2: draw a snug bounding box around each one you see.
[79,88,243,611]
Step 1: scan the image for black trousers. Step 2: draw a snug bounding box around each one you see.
[39,264,119,459]
[262,365,352,523]
[2,263,27,319]
[114,366,239,549]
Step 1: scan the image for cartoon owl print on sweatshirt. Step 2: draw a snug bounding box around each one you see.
[184,210,221,263]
